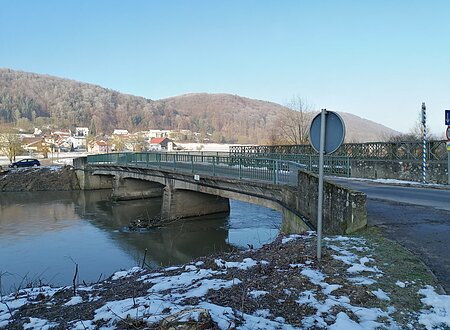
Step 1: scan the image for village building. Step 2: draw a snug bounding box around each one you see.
[21,137,44,153]
[89,140,110,153]
[67,136,87,151]
[112,129,129,135]
[147,129,171,139]
[149,137,174,151]
[75,127,89,137]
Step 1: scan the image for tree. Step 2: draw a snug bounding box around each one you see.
[112,135,126,151]
[37,139,51,159]
[128,134,147,152]
[16,117,33,131]
[0,130,23,162]
[409,118,438,141]
[385,112,437,143]
[271,95,313,145]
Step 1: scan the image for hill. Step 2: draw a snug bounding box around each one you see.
[0,68,399,144]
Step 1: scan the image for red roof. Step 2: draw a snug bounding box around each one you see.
[150,137,167,144]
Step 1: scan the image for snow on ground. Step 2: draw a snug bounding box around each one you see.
[418,286,450,329]
[1,234,449,329]
[330,175,448,189]
[0,287,61,328]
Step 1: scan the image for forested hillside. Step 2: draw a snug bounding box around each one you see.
[0,69,399,143]
[0,69,156,135]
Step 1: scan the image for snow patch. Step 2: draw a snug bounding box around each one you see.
[248,290,269,299]
[329,312,365,330]
[214,257,258,270]
[418,286,450,329]
[23,317,59,329]
[396,280,406,288]
[111,267,141,280]
[64,295,83,306]
[371,289,391,301]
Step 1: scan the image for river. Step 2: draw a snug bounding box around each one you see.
[0,190,281,294]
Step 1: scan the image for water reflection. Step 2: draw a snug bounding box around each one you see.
[0,191,81,239]
[77,196,232,267]
[0,190,281,294]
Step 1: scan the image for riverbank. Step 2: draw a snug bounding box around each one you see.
[0,166,80,192]
[1,165,449,329]
[1,229,449,329]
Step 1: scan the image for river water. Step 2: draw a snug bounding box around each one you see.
[0,190,281,294]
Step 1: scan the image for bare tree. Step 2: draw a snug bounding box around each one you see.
[37,139,51,159]
[385,114,437,143]
[409,118,438,140]
[128,134,147,152]
[112,135,126,151]
[0,130,23,162]
[271,95,313,145]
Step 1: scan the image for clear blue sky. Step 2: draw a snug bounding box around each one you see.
[1,0,449,136]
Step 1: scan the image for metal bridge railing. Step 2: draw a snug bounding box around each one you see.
[227,152,351,177]
[230,140,448,162]
[86,152,307,186]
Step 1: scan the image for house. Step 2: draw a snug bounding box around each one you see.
[149,137,174,151]
[33,128,42,136]
[113,129,129,135]
[75,127,89,137]
[22,137,44,153]
[147,129,171,139]
[89,140,110,153]
[67,136,87,151]
[52,129,72,138]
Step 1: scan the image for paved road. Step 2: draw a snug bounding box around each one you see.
[329,178,450,293]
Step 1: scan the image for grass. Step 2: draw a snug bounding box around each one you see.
[352,226,442,326]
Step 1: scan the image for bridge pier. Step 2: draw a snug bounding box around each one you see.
[112,177,164,201]
[161,185,230,221]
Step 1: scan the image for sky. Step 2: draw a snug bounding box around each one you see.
[0,0,449,136]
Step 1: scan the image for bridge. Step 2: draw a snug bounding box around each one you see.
[73,152,367,235]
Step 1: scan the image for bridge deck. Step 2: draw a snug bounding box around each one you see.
[87,152,306,186]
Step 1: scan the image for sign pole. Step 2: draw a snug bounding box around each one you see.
[309,109,345,261]
[421,103,427,183]
[448,148,450,185]
[317,109,327,260]
[444,111,450,185]
[447,123,450,185]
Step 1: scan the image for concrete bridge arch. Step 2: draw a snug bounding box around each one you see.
[74,156,367,235]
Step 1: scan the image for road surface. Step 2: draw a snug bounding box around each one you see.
[328,177,450,293]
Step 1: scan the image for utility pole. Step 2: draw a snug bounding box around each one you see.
[421,102,427,183]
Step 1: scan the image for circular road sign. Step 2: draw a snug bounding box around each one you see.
[309,110,346,154]
[446,126,450,141]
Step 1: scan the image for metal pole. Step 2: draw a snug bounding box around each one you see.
[317,109,327,261]
[273,160,278,184]
[422,102,427,183]
[239,158,242,179]
[448,148,450,185]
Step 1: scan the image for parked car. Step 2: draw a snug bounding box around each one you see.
[9,159,41,168]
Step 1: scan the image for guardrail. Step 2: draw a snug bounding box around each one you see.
[87,152,307,186]
[227,152,350,177]
[230,140,448,161]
